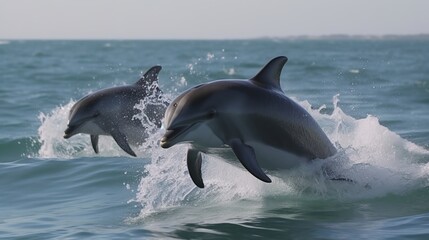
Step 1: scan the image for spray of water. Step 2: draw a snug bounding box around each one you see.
[36,79,170,159]
[130,94,429,220]
[37,88,429,222]
[35,52,429,220]
[37,100,134,159]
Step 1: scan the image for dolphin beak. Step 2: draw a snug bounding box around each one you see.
[160,126,189,148]
[160,135,171,148]
[160,130,178,148]
[63,125,75,139]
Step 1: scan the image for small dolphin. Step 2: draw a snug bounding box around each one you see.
[64,66,167,156]
[160,56,337,188]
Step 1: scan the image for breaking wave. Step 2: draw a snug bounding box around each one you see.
[36,92,429,221]
[129,94,429,220]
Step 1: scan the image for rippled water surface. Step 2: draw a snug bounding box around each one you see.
[1,39,429,239]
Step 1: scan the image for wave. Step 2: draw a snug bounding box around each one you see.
[0,137,39,161]
[36,88,429,221]
[130,95,429,220]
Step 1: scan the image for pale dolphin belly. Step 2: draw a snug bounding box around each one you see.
[79,121,106,135]
[186,123,307,170]
[199,142,306,172]
[249,141,308,170]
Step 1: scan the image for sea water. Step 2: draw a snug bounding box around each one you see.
[1,38,429,239]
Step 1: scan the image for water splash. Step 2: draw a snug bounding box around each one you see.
[168,50,239,93]
[37,100,130,159]
[36,81,171,159]
[132,94,429,220]
[36,89,429,220]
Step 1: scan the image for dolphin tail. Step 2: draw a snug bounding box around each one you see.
[90,135,99,154]
[187,148,205,188]
[111,130,137,157]
[229,139,271,183]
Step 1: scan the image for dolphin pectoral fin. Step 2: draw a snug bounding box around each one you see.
[187,148,204,188]
[90,135,99,154]
[111,131,137,157]
[229,139,271,183]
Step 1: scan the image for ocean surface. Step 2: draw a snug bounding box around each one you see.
[1,38,429,239]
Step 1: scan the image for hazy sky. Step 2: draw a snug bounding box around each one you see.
[1,0,428,39]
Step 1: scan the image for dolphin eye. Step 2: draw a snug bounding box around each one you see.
[173,103,178,107]
[208,109,216,118]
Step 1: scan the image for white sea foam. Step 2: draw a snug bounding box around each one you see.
[131,94,429,220]
[224,67,235,75]
[37,86,171,159]
[37,100,133,159]
[37,90,429,220]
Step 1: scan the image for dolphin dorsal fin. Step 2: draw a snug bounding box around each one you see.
[250,56,287,92]
[135,65,162,87]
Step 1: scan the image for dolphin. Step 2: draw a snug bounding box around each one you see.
[160,56,337,188]
[64,66,168,156]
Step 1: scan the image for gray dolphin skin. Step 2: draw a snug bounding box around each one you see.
[64,66,167,157]
[160,56,337,188]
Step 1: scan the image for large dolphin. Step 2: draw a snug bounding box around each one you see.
[160,56,337,188]
[64,66,168,156]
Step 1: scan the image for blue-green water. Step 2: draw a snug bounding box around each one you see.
[1,38,429,239]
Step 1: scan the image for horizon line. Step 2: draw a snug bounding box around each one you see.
[1,33,429,41]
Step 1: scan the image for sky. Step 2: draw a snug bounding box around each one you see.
[1,0,428,39]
